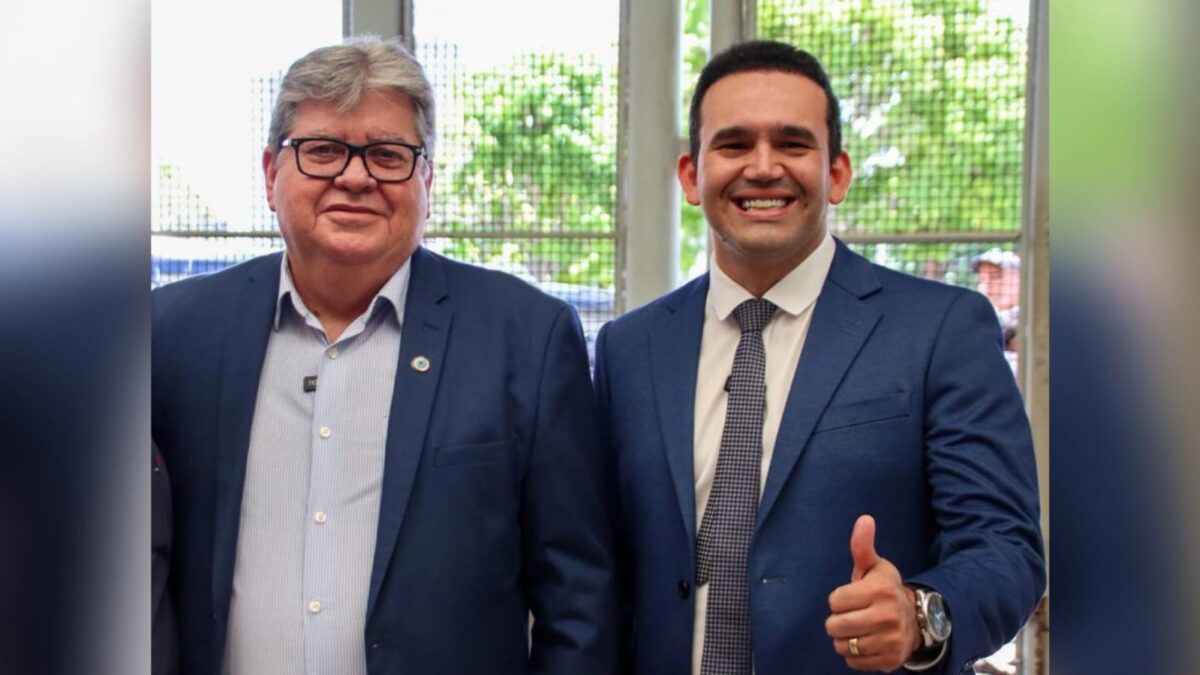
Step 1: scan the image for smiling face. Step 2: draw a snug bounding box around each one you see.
[264,88,433,277]
[679,70,852,292]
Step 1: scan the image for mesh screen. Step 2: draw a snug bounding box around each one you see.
[416,39,620,359]
[151,39,620,360]
[419,43,618,275]
[151,69,287,295]
[758,0,1028,376]
[150,234,284,288]
[758,0,1029,236]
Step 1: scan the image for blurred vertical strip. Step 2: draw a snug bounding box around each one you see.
[1051,0,1198,671]
[0,0,149,673]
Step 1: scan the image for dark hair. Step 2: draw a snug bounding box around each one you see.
[687,40,842,161]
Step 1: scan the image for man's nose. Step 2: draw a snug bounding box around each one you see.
[334,154,376,191]
[743,143,784,180]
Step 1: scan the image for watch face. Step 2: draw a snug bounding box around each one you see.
[925,593,951,640]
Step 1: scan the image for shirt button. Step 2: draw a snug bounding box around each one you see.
[319,426,332,439]
[308,600,322,614]
[314,511,327,524]
[327,346,339,359]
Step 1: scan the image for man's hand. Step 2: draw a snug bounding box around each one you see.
[825,515,922,672]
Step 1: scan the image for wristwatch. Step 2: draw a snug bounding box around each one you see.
[914,588,952,648]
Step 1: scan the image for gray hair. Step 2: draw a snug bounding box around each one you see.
[267,35,437,158]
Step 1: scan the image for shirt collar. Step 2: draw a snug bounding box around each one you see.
[274,253,412,331]
[709,232,836,321]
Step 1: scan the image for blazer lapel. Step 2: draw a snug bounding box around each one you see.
[649,276,708,542]
[367,247,452,618]
[756,243,882,528]
[212,254,281,627]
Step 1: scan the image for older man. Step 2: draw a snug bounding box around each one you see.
[595,41,1043,675]
[152,37,616,675]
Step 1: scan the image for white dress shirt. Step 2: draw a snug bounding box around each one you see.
[691,233,836,675]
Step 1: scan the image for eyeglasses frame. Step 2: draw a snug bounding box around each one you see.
[280,136,427,183]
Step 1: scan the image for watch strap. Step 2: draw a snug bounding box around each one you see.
[903,638,948,672]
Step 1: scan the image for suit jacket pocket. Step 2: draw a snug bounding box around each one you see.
[435,439,516,467]
[814,391,911,433]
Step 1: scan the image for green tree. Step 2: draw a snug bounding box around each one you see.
[438,53,618,288]
[679,0,711,278]
[757,0,1026,270]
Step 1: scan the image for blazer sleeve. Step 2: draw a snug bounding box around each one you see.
[522,305,620,675]
[906,290,1046,673]
[592,322,636,674]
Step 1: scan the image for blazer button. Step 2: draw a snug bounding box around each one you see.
[677,580,691,599]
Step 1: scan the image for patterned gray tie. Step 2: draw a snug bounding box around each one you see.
[696,298,778,675]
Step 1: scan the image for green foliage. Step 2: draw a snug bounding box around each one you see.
[682,0,711,128]
[426,0,1027,289]
[758,0,1027,251]
[436,54,618,288]
[679,0,711,277]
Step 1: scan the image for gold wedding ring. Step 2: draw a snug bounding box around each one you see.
[848,637,861,656]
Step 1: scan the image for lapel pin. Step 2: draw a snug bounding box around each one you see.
[411,355,431,372]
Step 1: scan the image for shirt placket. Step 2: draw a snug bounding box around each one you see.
[302,331,351,674]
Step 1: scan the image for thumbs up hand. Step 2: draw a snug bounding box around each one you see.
[825,515,922,672]
[850,513,880,582]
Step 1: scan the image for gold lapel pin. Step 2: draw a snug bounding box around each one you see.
[411,355,431,372]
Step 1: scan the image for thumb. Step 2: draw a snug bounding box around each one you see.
[850,514,879,582]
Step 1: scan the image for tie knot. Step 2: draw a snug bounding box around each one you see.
[733,298,777,334]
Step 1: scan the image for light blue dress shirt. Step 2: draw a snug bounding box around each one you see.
[222,255,410,675]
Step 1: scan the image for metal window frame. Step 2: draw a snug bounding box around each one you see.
[343,0,411,45]
[618,0,682,311]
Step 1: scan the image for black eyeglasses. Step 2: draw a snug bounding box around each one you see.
[280,137,426,183]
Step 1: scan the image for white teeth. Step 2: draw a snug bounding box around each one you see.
[740,198,787,210]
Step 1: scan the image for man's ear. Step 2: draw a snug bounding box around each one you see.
[262,148,278,212]
[421,160,434,219]
[677,153,702,206]
[828,151,853,205]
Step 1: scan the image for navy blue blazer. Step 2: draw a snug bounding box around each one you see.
[152,247,618,675]
[594,240,1044,675]
[152,441,178,675]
